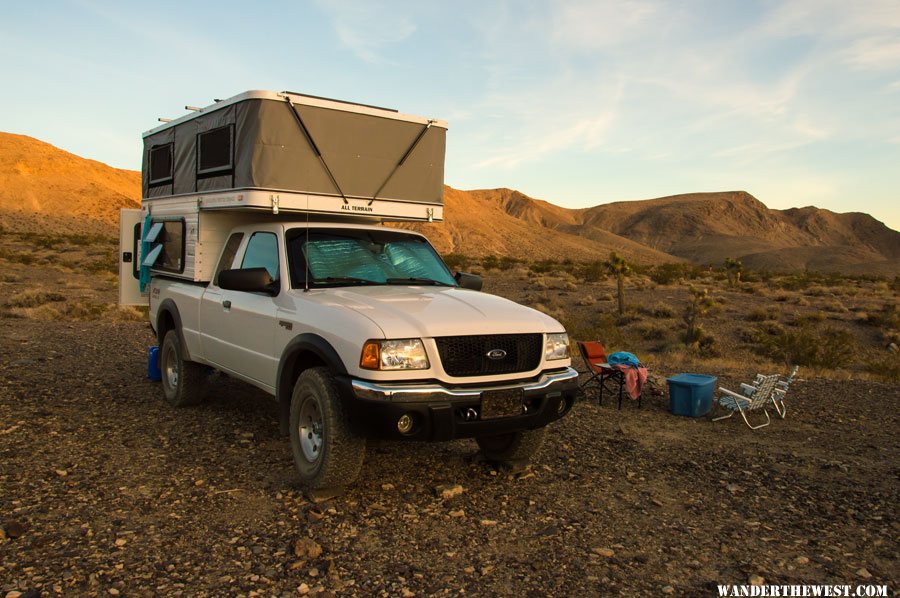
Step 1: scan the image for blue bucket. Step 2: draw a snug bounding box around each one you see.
[148,346,162,381]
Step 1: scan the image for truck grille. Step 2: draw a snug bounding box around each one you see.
[435,334,543,377]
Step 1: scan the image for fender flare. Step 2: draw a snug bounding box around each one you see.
[276,333,349,433]
[156,299,192,361]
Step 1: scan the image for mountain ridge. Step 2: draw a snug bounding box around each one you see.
[1,132,897,274]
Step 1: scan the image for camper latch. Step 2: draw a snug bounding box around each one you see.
[271,194,280,215]
[427,207,434,222]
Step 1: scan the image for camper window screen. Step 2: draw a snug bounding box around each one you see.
[149,143,173,185]
[197,125,233,176]
[145,220,185,273]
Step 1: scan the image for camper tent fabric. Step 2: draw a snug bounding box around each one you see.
[142,97,446,205]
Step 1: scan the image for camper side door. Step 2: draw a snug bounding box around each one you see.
[118,208,148,306]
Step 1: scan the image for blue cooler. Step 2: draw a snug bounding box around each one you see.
[148,346,162,382]
[667,374,717,417]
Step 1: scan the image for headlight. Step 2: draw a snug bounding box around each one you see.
[360,339,430,370]
[545,332,570,361]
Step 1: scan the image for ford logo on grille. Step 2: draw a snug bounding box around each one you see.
[486,349,507,360]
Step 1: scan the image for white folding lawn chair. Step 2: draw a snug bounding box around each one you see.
[712,374,780,429]
[752,366,799,419]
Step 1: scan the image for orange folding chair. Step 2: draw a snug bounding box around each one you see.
[577,341,634,409]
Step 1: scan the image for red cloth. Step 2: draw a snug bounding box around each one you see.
[612,364,648,400]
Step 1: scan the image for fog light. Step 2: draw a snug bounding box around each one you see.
[397,414,414,434]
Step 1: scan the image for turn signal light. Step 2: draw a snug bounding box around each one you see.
[360,341,381,370]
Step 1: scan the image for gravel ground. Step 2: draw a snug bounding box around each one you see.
[1,319,898,596]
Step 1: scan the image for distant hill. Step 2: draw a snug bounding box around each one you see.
[0,133,140,236]
[1,132,897,274]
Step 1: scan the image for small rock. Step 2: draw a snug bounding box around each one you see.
[592,547,615,558]
[6,592,23,598]
[307,488,341,503]
[115,538,127,547]
[651,498,664,507]
[108,589,120,596]
[55,469,68,477]
[297,583,310,595]
[449,510,465,518]
[463,566,475,574]
[856,568,872,579]
[726,484,741,494]
[4,521,25,539]
[794,556,809,565]
[662,586,675,594]
[294,538,323,559]
[194,479,205,487]
[480,519,497,526]
[749,574,764,586]
[0,527,5,541]
[437,484,464,500]
[381,483,394,491]
[308,567,319,577]
[401,589,414,598]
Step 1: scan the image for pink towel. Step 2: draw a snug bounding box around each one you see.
[612,364,648,400]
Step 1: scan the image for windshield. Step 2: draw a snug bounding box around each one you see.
[286,228,457,288]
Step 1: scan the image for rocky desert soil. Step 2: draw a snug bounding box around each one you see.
[1,315,897,597]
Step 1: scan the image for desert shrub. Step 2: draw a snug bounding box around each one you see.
[862,304,900,329]
[634,322,669,341]
[482,255,500,270]
[498,256,519,271]
[579,260,607,283]
[891,276,900,293]
[650,263,697,285]
[575,295,595,306]
[862,351,900,382]
[528,259,557,274]
[442,253,470,270]
[746,307,779,322]
[773,292,791,302]
[637,302,675,318]
[4,290,67,308]
[792,312,826,326]
[793,296,811,306]
[820,299,848,314]
[752,323,854,367]
[562,313,625,348]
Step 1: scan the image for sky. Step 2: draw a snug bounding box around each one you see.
[1,0,898,230]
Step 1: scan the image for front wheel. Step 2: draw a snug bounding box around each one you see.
[476,427,547,465]
[289,367,365,490]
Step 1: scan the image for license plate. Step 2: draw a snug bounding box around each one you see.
[480,389,524,419]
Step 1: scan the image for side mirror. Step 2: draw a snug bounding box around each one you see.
[454,271,483,291]
[218,267,278,295]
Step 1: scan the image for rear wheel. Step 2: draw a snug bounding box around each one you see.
[476,427,547,465]
[160,330,206,407]
[289,367,365,489]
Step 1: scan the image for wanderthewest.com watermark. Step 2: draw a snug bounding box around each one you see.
[717,585,889,597]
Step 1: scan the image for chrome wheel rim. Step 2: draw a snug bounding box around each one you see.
[164,346,178,390]
[298,396,324,463]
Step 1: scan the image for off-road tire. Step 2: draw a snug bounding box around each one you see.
[476,427,547,465]
[160,330,206,407]
[289,367,365,490]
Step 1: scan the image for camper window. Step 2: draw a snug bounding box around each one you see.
[197,125,234,176]
[148,143,173,185]
[143,219,185,273]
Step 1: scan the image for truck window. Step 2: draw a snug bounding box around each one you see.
[213,232,244,286]
[241,232,279,281]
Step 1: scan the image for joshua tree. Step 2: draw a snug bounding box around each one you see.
[724,257,743,288]
[682,286,715,347]
[606,251,630,315]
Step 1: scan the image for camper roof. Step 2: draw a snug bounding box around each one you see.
[144,90,448,137]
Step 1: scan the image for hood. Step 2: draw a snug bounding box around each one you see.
[296,286,563,339]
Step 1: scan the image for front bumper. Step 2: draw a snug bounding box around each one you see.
[339,367,579,441]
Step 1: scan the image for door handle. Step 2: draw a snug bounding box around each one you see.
[222,300,232,309]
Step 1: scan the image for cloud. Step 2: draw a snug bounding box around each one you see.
[315,0,416,63]
[842,37,900,70]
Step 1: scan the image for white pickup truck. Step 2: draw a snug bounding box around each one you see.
[120,91,577,489]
